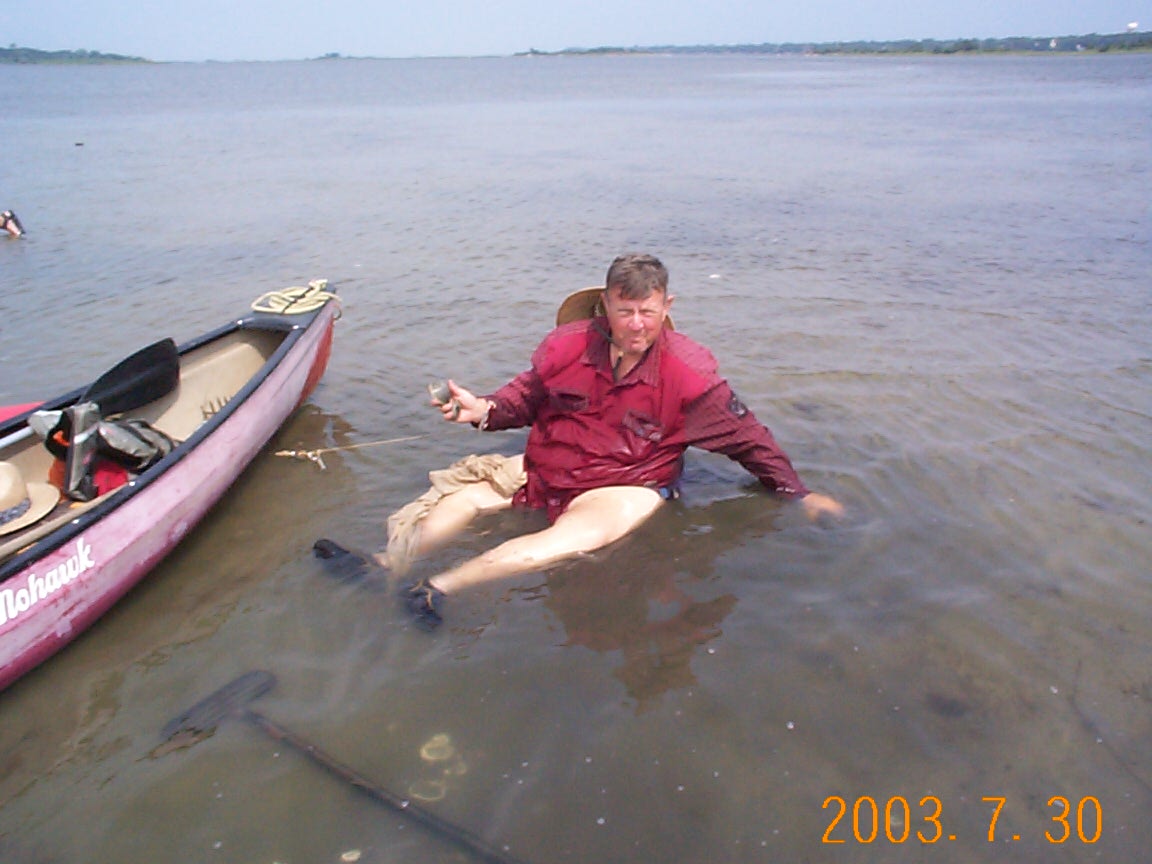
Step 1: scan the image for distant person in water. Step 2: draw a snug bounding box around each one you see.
[1,210,25,238]
[318,253,843,627]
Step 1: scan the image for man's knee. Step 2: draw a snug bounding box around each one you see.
[447,481,514,514]
[560,486,664,547]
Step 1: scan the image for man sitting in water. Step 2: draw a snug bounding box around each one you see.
[321,253,843,626]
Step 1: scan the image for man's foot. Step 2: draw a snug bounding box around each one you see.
[313,538,373,582]
[404,582,446,630]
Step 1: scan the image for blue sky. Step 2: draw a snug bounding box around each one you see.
[2,0,1147,62]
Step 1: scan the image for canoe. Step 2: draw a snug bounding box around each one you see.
[0,285,340,692]
[0,403,42,424]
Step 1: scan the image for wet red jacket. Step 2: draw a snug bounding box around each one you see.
[483,319,809,520]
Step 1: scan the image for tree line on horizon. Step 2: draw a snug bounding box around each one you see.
[3,30,1150,65]
[539,29,1152,56]
[2,45,148,64]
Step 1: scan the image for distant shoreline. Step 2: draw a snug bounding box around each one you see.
[522,30,1151,58]
[3,30,1149,65]
[0,47,148,65]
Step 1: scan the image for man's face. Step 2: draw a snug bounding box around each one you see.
[602,285,673,359]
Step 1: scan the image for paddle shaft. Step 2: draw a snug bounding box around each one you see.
[244,709,533,864]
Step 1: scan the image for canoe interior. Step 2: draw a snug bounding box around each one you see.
[0,325,285,565]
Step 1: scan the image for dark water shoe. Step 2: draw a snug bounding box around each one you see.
[312,538,372,582]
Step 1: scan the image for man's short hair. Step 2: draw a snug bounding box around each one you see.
[605,253,668,299]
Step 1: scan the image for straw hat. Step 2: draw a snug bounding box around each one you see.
[556,287,675,330]
[0,461,60,536]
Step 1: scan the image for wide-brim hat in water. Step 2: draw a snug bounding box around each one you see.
[0,461,60,536]
[555,287,675,330]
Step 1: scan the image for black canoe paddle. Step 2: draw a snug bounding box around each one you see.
[1,337,180,425]
[160,671,533,864]
[82,337,180,416]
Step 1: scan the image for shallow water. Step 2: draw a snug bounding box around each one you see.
[1,53,1150,863]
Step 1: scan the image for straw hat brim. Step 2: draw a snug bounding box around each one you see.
[0,476,60,537]
[555,287,674,330]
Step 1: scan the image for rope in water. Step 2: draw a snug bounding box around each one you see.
[275,434,428,469]
[250,278,340,315]
[256,279,416,469]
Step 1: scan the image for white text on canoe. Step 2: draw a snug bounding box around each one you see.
[0,539,96,626]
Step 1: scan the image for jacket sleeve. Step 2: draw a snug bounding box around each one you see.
[482,367,546,431]
[682,381,809,499]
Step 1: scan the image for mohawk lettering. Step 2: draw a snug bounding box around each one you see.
[0,539,96,626]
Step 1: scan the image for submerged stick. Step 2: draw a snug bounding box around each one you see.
[161,671,532,864]
[247,710,532,864]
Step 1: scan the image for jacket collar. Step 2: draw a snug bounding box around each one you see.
[583,317,665,387]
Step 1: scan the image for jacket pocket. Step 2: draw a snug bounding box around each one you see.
[621,409,665,443]
[549,389,589,413]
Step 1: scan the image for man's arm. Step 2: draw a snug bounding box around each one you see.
[482,367,547,430]
[441,369,546,430]
[683,382,846,520]
[683,382,810,498]
[681,384,847,520]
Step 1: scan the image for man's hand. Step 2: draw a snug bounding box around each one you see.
[800,492,845,523]
[439,380,491,425]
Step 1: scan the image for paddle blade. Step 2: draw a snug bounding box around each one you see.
[160,670,276,744]
[83,338,180,416]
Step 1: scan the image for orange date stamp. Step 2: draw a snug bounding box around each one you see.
[821,795,1102,845]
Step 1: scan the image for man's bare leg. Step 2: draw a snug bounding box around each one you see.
[375,482,513,568]
[318,470,516,583]
[429,486,664,595]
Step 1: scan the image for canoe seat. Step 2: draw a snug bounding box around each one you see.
[139,335,278,440]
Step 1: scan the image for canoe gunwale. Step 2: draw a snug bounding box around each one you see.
[0,297,336,603]
[1,309,328,584]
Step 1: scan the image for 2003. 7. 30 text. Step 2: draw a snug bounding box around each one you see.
[822,795,1102,845]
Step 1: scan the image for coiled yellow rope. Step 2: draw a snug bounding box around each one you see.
[251,278,340,315]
